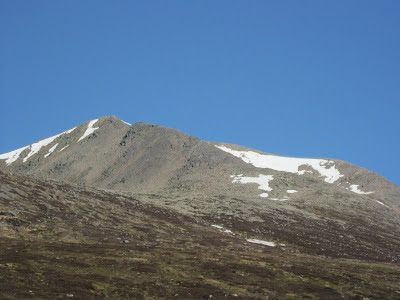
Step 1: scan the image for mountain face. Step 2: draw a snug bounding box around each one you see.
[1,116,400,263]
[1,116,399,201]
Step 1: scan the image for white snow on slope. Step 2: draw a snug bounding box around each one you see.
[58,145,69,152]
[270,197,289,201]
[78,119,99,142]
[211,225,223,229]
[349,184,374,195]
[44,143,58,158]
[0,127,76,164]
[23,135,61,162]
[65,127,77,134]
[211,224,234,234]
[0,146,29,165]
[23,127,76,162]
[246,239,276,247]
[375,200,389,208]
[287,190,297,194]
[231,174,274,198]
[216,145,343,183]
[122,120,131,126]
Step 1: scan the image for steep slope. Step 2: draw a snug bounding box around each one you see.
[1,170,400,299]
[1,116,399,262]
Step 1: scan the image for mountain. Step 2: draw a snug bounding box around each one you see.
[1,170,400,299]
[1,116,399,265]
[1,116,398,200]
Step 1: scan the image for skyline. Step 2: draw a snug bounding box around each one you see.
[1,1,399,184]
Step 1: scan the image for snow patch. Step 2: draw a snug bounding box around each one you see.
[0,146,29,165]
[375,200,389,208]
[44,143,58,158]
[231,174,274,198]
[349,184,374,195]
[78,119,99,142]
[122,120,131,126]
[59,145,69,152]
[270,197,289,201]
[65,127,77,134]
[0,127,76,164]
[246,239,276,247]
[215,145,343,183]
[23,127,76,162]
[287,190,297,194]
[211,225,223,229]
[211,225,234,234]
[23,136,61,162]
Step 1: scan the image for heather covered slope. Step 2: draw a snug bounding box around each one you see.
[1,170,400,299]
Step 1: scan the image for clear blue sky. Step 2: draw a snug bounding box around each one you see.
[1,1,399,184]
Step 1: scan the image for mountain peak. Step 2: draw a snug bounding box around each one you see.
[94,115,131,126]
[90,116,182,135]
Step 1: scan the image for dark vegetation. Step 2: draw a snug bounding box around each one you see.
[1,171,400,299]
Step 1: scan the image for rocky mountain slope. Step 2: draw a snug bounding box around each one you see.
[1,116,398,202]
[0,116,399,264]
[0,117,398,198]
[1,170,400,299]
